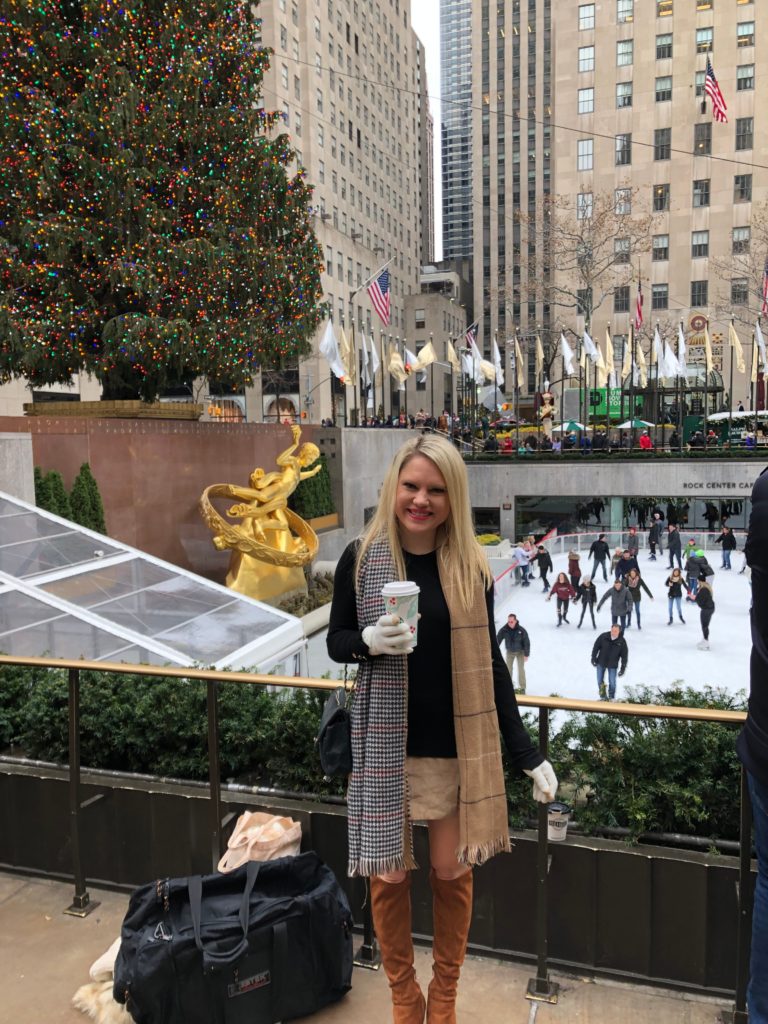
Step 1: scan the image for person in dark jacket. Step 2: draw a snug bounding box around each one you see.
[665,568,689,624]
[547,573,576,626]
[648,514,663,561]
[591,624,628,700]
[567,549,582,590]
[666,524,683,570]
[614,549,639,581]
[534,545,553,592]
[588,534,610,581]
[626,527,640,559]
[575,575,598,629]
[715,525,738,570]
[597,579,633,630]
[736,468,768,1022]
[624,568,653,630]
[694,578,715,650]
[685,544,702,597]
[496,613,531,692]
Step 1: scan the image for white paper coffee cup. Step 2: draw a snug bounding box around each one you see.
[381,581,420,647]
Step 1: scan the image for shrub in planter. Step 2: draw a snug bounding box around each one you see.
[289,454,334,520]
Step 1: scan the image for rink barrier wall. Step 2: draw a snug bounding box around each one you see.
[0,653,753,1011]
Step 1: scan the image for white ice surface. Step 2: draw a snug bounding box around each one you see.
[306,550,752,703]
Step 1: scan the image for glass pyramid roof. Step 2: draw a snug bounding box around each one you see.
[0,492,305,672]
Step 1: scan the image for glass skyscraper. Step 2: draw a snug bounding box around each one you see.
[440,0,473,260]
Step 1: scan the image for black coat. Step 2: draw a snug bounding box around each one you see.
[496,622,531,656]
[738,468,768,785]
[576,581,597,605]
[535,551,553,574]
[649,521,663,543]
[591,632,628,671]
[716,531,738,551]
[695,586,715,611]
[588,539,610,561]
[667,530,682,555]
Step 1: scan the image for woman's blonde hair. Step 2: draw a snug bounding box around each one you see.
[354,435,491,611]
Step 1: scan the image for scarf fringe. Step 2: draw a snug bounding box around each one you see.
[457,833,512,867]
[348,853,417,879]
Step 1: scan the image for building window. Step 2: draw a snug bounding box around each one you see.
[693,179,710,207]
[579,45,595,72]
[737,64,755,90]
[316,89,323,113]
[696,0,713,9]
[281,64,289,89]
[654,127,671,160]
[616,82,633,108]
[691,280,709,307]
[732,279,749,305]
[579,4,595,29]
[691,231,709,258]
[652,234,669,261]
[652,284,669,310]
[617,0,633,23]
[577,138,594,171]
[615,133,632,166]
[732,226,750,254]
[614,237,630,264]
[657,0,672,14]
[614,286,630,313]
[318,159,325,183]
[577,191,593,219]
[615,188,631,215]
[656,33,673,59]
[695,71,706,97]
[694,122,711,155]
[655,76,672,102]
[734,174,752,202]
[736,117,754,151]
[737,22,755,47]
[617,39,633,66]
[653,183,670,211]
[578,87,595,114]
[696,28,713,53]
[414,308,425,328]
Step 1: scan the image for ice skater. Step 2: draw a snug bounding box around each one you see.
[665,568,689,624]
[614,548,639,581]
[496,613,530,692]
[624,568,653,630]
[597,578,633,630]
[547,573,576,626]
[648,514,664,561]
[588,533,610,581]
[575,575,598,629]
[695,576,715,650]
[667,524,683,570]
[534,544,553,592]
[715,525,737,570]
[591,624,628,701]
[568,549,582,591]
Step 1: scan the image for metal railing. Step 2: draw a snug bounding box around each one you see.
[0,653,753,1021]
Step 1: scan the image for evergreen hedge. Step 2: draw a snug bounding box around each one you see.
[0,668,745,842]
[288,454,335,519]
[34,463,107,534]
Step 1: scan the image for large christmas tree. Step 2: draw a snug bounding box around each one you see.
[0,0,324,400]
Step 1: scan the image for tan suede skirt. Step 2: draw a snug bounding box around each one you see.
[405,756,460,821]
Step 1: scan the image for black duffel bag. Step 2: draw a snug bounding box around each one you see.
[114,851,353,1024]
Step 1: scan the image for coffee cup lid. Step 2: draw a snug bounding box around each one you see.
[381,581,420,596]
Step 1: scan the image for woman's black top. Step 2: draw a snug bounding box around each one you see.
[327,542,542,770]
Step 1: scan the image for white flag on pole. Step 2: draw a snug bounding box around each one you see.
[662,337,681,380]
[492,336,505,387]
[560,332,576,375]
[319,320,347,381]
[360,331,371,387]
[678,323,688,376]
[757,320,768,371]
[583,329,598,362]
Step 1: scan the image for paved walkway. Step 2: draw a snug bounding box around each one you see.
[2,871,728,1024]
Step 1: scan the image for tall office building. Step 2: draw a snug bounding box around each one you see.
[257,0,429,424]
[553,0,766,404]
[467,0,553,404]
[440,0,474,262]
[417,38,435,267]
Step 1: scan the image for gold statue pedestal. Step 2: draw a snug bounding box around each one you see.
[200,426,323,605]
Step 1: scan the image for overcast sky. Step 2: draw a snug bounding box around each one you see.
[411,1,442,259]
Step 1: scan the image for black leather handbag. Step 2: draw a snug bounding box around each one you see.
[114,852,353,1024]
[316,686,353,779]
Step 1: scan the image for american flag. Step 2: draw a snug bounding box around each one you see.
[762,256,768,318]
[704,58,728,124]
[367,268,391,326]
[465,322,478,346]
[634,281,644,331]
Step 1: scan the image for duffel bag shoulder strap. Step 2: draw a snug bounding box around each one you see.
[189,861,261,971]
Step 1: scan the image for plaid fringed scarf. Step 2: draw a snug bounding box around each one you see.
[347,538,510,878]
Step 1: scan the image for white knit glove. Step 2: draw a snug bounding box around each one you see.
[362,615,414,656]
[524,761,558,803]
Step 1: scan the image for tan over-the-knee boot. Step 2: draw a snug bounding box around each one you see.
[370,875,426,1024]
[427,870,473,1024]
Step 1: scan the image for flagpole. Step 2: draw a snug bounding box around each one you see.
[429,332,435,425]
[654,321,661,451]
[494,331,499,421]
[630,324,637,451]
[704,318,710,439]
[677,320,684,453]
[751,328,756,415]
[728,317,735,448]
[357,257,393,296]
[536,324,542,453]
[560,326,566,441]
[620,333,626,432]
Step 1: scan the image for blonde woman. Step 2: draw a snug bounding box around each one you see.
[327,435,557,1024]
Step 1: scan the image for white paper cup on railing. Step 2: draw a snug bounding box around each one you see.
[547,802,571,842]
[381,581,420,647]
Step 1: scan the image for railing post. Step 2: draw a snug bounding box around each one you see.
[64,667,99,917]
[720,767,753,1024]
[353,879,381,970]
[526,705,559,1004]
[207,679,223,870]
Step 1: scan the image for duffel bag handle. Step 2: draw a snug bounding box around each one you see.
[189,861,261,969]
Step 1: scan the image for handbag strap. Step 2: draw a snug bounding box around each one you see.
[189,861,261,968]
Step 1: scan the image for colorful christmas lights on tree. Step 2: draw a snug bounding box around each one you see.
[0,0,324,400]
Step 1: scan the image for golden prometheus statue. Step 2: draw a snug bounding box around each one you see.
[200,425,322,603]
